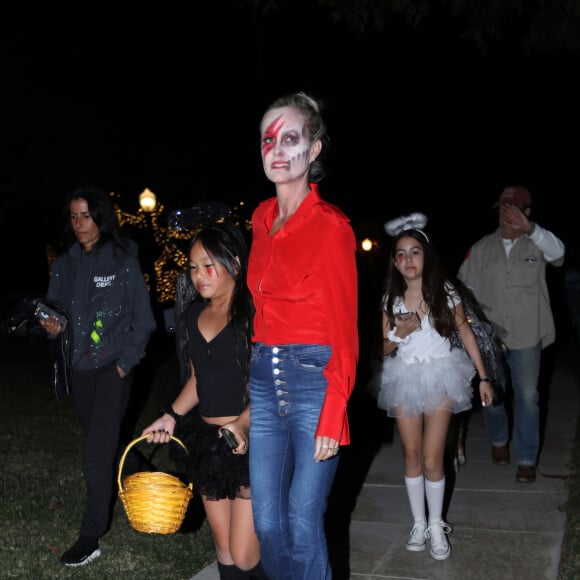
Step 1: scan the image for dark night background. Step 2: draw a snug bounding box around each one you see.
[2,2,579,326]
[1,7,579,578]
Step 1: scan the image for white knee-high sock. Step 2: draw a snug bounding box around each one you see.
[425,477,445,523]
[404,474,426,523]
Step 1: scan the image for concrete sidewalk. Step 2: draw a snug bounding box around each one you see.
[191,341,579,579]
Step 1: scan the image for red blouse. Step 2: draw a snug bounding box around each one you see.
[248,184,359,445]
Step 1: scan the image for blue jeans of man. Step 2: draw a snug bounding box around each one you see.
[483,342,541,466]
[249,343,338,580]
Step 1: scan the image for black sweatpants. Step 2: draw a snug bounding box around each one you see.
[72,363,133,539]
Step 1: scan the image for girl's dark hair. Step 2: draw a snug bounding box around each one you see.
[383,229,456,337]
[60,184,129,254]
[184,222,255,400]
[263,91,329,183]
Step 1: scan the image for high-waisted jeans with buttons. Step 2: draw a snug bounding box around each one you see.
[249,342,338,580]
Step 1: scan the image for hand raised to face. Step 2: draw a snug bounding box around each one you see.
[498,203,532,234]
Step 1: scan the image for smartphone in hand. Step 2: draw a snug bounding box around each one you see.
[35,302,68,331]
[395,312,419,324]
[221,428,239,450]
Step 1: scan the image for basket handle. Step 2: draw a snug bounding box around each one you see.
[117,434,188,492]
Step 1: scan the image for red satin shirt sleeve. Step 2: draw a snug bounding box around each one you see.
[315,207,359,445]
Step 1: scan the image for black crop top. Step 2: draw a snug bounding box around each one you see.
[183,300,247,418]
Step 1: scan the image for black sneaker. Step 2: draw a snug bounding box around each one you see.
[60,536,101,567]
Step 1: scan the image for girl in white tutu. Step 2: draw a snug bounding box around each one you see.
[374,213,494,561]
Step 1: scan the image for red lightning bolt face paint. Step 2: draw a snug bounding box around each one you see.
[261,115,285,158]
[260,106,314,185]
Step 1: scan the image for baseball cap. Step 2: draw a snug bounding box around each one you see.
[493,186,532,209]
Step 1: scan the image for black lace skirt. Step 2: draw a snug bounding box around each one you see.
[173,410,250,501]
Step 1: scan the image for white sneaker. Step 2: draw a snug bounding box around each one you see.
[405,521,426,552]
[426,520,452,560]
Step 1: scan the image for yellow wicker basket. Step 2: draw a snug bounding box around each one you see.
[117,435,193,534]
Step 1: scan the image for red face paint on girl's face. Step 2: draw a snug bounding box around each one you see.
[187,240,235,301]
[260,106,313,184]
[393,237,424,279]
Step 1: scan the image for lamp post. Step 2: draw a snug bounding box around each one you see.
[113,190,247,306]
[112,188,182,304]
[139,188,157,212]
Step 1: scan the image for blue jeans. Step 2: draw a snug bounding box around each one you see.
[483,342,541,465]
[249,343,338,580]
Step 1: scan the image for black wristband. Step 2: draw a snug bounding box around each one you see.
[160,406,183,422]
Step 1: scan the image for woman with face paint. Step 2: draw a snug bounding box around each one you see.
[247,92,359,579]
[372,214,494,562]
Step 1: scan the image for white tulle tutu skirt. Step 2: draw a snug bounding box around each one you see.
[370,348,476,418]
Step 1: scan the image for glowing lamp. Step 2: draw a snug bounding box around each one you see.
[361,238,373,252]
[139,188,157,212]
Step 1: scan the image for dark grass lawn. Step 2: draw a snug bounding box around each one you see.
[0,330,216,579]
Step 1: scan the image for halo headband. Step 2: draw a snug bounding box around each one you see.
[384,212,429,242]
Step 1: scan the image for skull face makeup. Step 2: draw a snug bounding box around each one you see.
[260,106,320,185]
